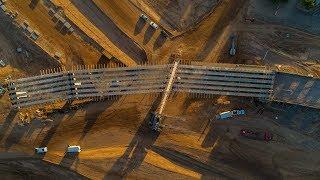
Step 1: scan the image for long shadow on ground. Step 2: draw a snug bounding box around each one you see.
[104,94,163,179]
[40,102,75,147]
[0,109,18,141]
[151,145,227,178]
[79,98,120,142]
[71,0,147,64]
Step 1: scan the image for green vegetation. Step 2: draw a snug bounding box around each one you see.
[301,0,316,9]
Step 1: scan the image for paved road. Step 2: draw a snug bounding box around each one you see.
[272,72,320,109]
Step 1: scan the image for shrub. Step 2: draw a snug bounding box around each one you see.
[301,0,316,9]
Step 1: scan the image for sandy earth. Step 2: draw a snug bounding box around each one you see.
[0,0,320,179]
[7,0,101,68]
[1,94,320,179]
[137,0,220,32]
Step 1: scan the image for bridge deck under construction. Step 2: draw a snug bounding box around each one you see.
[7,63,319,109]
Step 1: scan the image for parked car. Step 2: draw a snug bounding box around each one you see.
[150,22,159,29]
[35,147,48,154]
[67,145,81,153]
[240,129,273,142]
[140,14,148,21]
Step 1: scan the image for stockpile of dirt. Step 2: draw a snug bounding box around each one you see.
[142,0,220,31]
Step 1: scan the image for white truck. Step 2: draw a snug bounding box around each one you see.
[216,109,245,120]
[35,147,48,154]
[67,145,81,153]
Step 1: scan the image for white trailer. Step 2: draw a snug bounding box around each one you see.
[35,147,48,154]
[216,111,233,120]
[216,109,245,120]
[67,145,81,153]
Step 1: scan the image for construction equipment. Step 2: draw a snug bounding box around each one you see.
[67,145,81,153]
[149,112,164,131]
[229,34,236,56]
[149,61,179,132]
[216,109,245,120]
[35,147,48,154]
[150,22,159,29]
[140,14,148,21]
[240,129,273,142]
[0,84,5,96]
[0,59,6,67]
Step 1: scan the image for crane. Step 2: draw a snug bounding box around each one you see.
[149,61,179,131]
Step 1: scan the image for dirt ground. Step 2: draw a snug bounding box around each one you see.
[0,0,320,179]
[7,0,102,67]
[0,94,320,179]
[137,0,220,32]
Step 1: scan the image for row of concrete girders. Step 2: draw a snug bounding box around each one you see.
[173,65,276,98]
[8,64,276,108]
[9,65,172,108]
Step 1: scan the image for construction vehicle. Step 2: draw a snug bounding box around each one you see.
[150,22,159,29]
[67,145,81,153]
[35,147,48,154]
[140,14,148,21]
[240,129,273,142]
[244,17,255,22]
[148,112,186,132]
[149,61,179,132]
[216,109,245,120]
[149,112,163,132]
[0,84,5,96]
[0,59,6,67]
[229,34,236,56]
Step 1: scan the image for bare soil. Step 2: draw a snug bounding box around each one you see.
[140,0,220,32]
[0,94,320,179]
[0,0,320,179]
